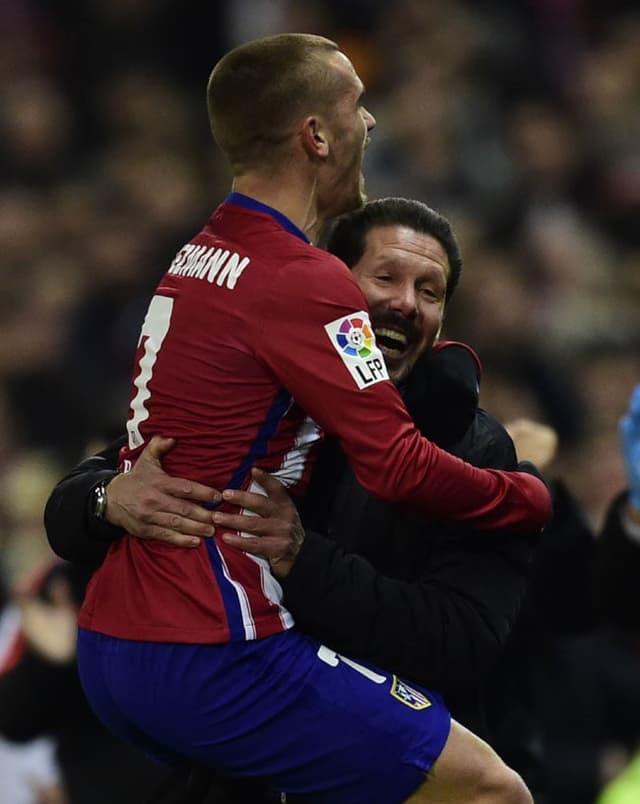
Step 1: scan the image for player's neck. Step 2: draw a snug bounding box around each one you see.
[231,173,323,243]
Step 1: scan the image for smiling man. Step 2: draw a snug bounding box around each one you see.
[325,197,461,385]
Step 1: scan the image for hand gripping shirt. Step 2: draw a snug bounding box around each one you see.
[78,194,551,644]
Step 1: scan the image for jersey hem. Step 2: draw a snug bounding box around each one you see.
[77,616,294,644]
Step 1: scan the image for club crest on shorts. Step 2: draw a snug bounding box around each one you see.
[390,676,432,710]
[324,311,389,390]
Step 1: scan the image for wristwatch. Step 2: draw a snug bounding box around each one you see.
[90,478,112,521]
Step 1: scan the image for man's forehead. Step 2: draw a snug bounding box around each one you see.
[362,226,450,275]
[327,50,363,93]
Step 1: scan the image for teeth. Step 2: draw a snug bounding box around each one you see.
[375,327,407,346]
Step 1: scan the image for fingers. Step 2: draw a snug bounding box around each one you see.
[220,489,275,517]
[148,509,215,538]
[221,532,285,559]
[142,435,176,465]
[250,467,289,499]
[222,533,290,563]
[107,473,220,538]
[212,510,288,536]
[131,523,205,548]
[133,491,202,522]
[117,500,216,542]
[221,530,301,579]
[221,468,293,516]
[162,478,222,504]
[133,437,222,504]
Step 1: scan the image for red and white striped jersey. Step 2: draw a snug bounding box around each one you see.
[79,194,550,644]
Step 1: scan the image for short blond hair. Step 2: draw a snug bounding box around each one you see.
[207,33,341,174]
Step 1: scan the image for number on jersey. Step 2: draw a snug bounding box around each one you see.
[127,295,174,449]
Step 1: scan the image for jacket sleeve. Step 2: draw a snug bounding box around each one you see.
[43,437,126,567]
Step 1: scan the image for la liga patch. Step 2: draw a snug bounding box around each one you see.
[324,311,389,390]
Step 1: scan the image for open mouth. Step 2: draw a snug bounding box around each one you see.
[374,327,409,357]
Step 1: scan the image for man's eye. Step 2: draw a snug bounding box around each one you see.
[419,287,438,299]
[375,275,392,282]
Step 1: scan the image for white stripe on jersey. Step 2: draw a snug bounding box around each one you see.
[220,416,320,637]
[276,416,322,487]
[214,543,257,640]
[247,552,295,631]
[241,479,294,631]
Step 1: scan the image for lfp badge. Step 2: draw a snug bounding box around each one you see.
[336,316,374,357]
[325,311,389,389]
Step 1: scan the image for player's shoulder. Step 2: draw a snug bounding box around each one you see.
[260,244,365,321]
[278,244,355,286]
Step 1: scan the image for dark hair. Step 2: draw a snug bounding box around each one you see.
[324,197,463,305]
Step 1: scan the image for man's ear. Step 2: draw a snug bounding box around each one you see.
[300,115,329,160]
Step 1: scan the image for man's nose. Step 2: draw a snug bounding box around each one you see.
[363,107,376,131]
[389,286,417,317]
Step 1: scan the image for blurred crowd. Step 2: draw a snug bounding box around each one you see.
[0,0,639,802]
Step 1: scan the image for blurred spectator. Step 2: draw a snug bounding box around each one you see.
[0,575,66,804]
[0,560,167,804]
[494,386,640,804]
[0,734,65,804]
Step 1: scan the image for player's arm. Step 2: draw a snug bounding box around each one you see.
[44,436,220,566]
[259,256,551,533]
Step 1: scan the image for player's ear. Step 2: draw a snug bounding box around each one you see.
[300,115,329,160]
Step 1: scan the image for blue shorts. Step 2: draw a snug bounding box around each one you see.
[77,628,451,803]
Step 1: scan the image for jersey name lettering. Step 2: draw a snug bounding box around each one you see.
[168,244,250,289]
